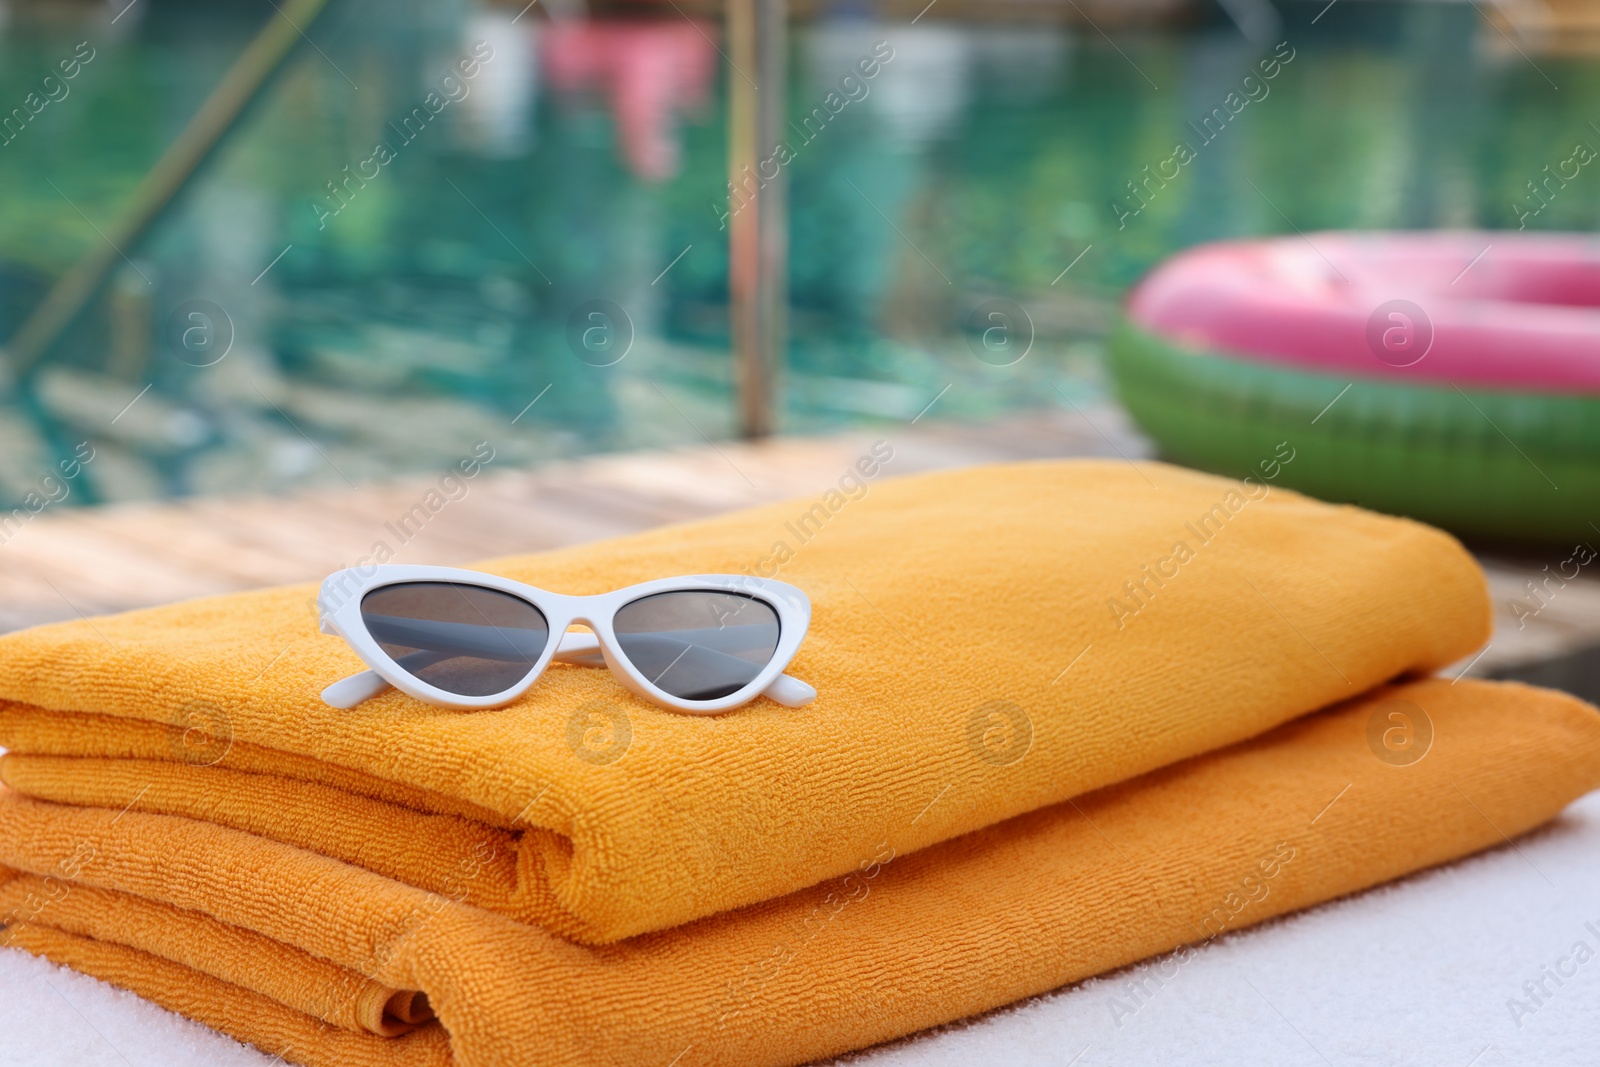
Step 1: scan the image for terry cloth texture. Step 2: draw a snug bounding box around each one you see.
[0,462,1490,942]
[1,680,1597,1067]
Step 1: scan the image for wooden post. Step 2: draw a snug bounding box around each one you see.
[3,0,334,376]
[727,0,786,440]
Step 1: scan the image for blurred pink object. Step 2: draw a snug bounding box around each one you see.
[543,19,717,181]
[1128,232,1600,391]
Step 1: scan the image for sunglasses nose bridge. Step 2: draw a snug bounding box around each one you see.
[557,612,614,646]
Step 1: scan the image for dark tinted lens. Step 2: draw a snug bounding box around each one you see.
[360,582,549,697]
[612,591,780,701]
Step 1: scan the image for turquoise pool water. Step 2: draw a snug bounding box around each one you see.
[0,0,1595,505]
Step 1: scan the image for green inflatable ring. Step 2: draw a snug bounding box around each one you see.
[1108,319,1600,544]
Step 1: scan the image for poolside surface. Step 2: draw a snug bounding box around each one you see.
[0,408,1591,692]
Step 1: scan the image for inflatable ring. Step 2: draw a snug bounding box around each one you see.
[1109,232,1600,543]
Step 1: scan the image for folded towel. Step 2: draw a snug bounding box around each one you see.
[0,461,1489,942]
[0,876,434,1037]
[1,679,1593,1067]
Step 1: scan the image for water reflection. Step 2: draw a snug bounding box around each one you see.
[0,1,1590,508]
[544,18,715,181]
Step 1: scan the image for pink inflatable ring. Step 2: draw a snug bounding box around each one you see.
[1110,232,1600,542]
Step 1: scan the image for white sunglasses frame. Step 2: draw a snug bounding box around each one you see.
[316,565,816,715]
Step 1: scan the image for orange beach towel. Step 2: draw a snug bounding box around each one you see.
[1,679,1595,1067]
[0,462,1488,942]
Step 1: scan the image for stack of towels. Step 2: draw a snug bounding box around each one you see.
[0,461,1597,1067]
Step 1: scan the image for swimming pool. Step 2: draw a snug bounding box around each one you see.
[0,0,1593,505]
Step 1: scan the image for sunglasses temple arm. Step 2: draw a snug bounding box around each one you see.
[321,649,454,709]
[763,673,816,708]
[321,670,392,709]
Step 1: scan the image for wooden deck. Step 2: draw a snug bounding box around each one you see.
[0,407,1139,628]
[0,405,1595,695]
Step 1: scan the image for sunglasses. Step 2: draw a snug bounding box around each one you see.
[316,566,815,715]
